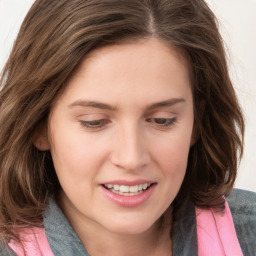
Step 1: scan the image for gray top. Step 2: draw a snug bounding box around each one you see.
[1,188,256,255]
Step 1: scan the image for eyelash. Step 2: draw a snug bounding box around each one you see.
[146,117,177,128]
[80,119,109,130]
[80,117,177,130]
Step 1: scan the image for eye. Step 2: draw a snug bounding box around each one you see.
[80,119,109,130]
[146,117,177,128]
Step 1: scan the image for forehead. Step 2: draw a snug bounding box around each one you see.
[58,38,192,108]
[75,38,189,79]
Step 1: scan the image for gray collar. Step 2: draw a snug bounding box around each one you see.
[43,199,89,256]
[172,197,198,256]
[43,198,198,256]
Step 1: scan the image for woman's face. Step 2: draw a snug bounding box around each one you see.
[43,38,195,235]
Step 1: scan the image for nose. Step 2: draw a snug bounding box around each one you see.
[110,123,150,171]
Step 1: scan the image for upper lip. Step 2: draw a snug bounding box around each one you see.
[101,179,156,186]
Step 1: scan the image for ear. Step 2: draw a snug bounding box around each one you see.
[190,100,205,146]
[32,123,50,151]
[190,123,199,146]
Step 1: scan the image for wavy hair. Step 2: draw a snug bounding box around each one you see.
[0,0,244,242]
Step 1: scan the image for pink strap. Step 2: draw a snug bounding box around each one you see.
[196,201,243,256]
[8,202,243,256]
[8,227,54,256]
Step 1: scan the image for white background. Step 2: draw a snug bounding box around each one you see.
[0,0,255,192]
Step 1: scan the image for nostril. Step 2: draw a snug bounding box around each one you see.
[110,150,150,171]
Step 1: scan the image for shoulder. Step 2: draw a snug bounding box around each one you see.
[227,188,256,205]
[227,188,256,256]
[227,188,256,217]
[0,227,53,256]
[0,241,16,256]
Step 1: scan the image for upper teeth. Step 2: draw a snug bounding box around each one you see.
[105,183,151,193]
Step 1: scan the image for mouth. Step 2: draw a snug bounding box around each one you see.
[102,183,154,196]
[100,181,156,207]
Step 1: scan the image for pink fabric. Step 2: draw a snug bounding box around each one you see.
[196,201,243,256]
[8,227,54,256]
[8,201,243,256]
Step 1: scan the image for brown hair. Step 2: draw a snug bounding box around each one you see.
[0,0,244,242]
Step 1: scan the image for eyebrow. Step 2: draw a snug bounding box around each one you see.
[146,98,186,111]
[68,100,116,110]
[68,98,185,111]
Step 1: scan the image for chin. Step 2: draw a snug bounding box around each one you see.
[102,216,158,236]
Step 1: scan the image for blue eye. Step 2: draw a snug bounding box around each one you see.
[147,117,177,127]
[80,119,109,129]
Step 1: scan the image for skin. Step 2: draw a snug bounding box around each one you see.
[36,38,195,256]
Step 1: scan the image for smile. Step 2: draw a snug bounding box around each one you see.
[100,182,156,207]
[103,183,152,196]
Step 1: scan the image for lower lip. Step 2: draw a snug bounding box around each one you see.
[100,184,156,207]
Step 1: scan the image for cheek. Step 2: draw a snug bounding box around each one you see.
[49,126,108,181]
[153,133,192,170]
[49,136,98,202]
[150,133,192,200]
[150,137,191,213]
[157,146,189,183]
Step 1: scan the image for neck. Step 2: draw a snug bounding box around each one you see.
[60,199,173,256]
[80,220,172,256]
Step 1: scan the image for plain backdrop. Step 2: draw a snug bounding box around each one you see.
[0,0,255,192]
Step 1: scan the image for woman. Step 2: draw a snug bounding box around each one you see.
[0,0,255,255]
